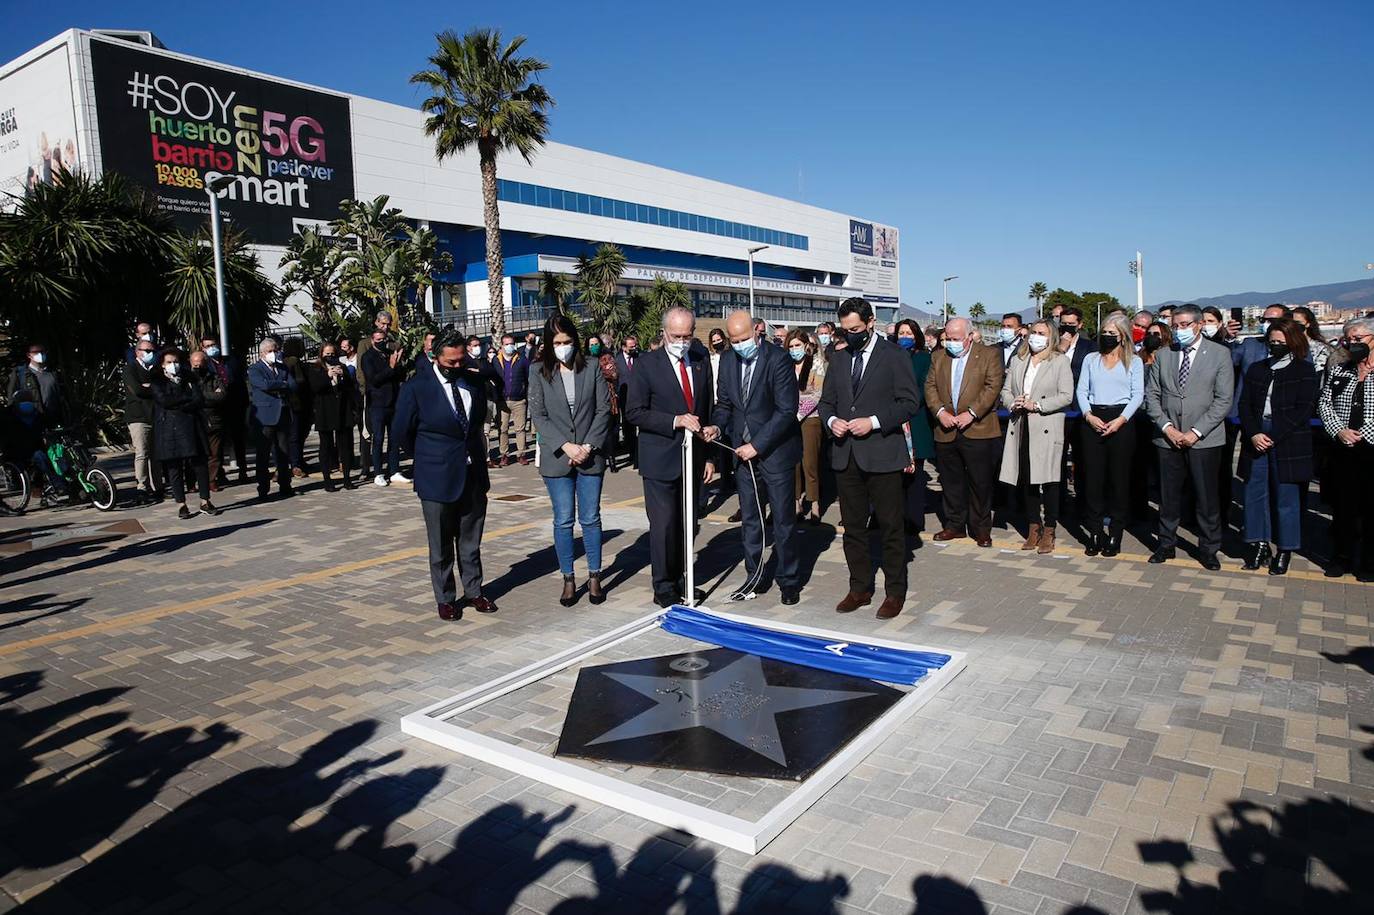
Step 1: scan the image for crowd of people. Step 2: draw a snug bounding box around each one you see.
[6,297,1373,620]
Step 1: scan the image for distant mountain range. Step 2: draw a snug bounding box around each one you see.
[1157,277,1374,312]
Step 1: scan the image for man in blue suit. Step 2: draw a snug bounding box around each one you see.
[704,310,803,604]
[625,307,717,608]
[393,333,495,621]
[247,338,296,500]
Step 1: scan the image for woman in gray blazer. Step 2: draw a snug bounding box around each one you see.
[998,319,1075,553]
[529,314,613,606]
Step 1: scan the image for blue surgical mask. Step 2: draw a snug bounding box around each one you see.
[139,351,156,366]
[503,344,516,356]
[944,340,965,357]
[1173,327,1196,348]
[999,328,1017,344]
[789,347,806,362]
[898,337,916,350]
[204,346,220,358]
[817,334,831,347]
[732,337,759,361]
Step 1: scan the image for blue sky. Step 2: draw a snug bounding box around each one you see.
[7,0,1371,310]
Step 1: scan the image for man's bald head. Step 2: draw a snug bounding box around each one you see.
[945,317,971,341]
[726,310,754,341]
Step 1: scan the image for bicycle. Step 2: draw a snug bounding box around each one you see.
[0,457,30,513]
[36,427,118,512]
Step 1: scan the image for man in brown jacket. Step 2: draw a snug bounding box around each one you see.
[925,317,1006,546]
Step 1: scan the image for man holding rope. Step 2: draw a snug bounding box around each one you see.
[702,310,803,604]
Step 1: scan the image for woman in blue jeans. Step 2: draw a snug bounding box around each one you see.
[1238,317,1317,576]
[528,314,613,605]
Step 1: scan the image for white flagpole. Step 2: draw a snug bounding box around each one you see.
[682,432,696,607]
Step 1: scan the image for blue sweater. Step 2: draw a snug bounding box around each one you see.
[1076,352,1143,419]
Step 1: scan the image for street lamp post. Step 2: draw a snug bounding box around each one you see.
[747,245,769,320]
[205,175,236,357]
[942,275,959,324]
[1129,252,1143,315]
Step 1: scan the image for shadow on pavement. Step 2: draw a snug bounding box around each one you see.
[0,593,90,632]
[0,519,273,589]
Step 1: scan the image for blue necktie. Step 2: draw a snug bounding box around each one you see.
[450,380,469,438]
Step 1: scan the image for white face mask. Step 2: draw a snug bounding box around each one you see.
[1000,328,1017,344]
[468,348,481,359]
[503,344,517,357]
[1027,334,1049,353]
[164,362,180,377]
[1201,324,1220,338]
[30,352,46,366]
[666,341,689,359]
[554,344,575,364]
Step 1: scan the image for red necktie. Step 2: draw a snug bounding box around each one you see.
[678,357,694,412]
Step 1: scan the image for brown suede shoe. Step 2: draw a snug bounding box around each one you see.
[1021,523,1041,551]
[933,529,966,542]
[835,592,873,613]
[876,596,903,620]
[1038,525,1057,554]
[974,532,993,548]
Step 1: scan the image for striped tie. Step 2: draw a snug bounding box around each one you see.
[1178,346,1192,391]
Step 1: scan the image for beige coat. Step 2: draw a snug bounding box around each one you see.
[998,351,1074,485]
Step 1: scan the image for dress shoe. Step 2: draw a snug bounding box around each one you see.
[876,596,903,620]
[342,479,358,490]
[517,456,530,466]
[437,602,461,621]
[587,573,606,605]
[1325,556,1350,578]
[1084,531,1101,557]
[469,595,499,614]
[559,574,577,607]
[1037,525,1056,554]
[680,588,707,605]
[1021,522,1042,551]
[835,591,873,613]
[1149,548,1175,564]
[177,505,194,520]
[727,510,742,523]
[1200,553,1221,571]
[487,458,500,469]
[500,457,513,467]
[1243,542,1272,571]
[1102,531,1122,558]
[1268,550,1292,576]
[780,588,800,606]
[324,481,339,493]
[199,500,220,516]
[654,592,677,609]
[1356,566,1374,584]
[974,533,992,548]
[933,528,966,542]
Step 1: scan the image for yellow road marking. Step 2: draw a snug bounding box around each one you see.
[0,495,645,657]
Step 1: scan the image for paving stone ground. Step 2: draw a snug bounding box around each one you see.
[1,442,1371,914]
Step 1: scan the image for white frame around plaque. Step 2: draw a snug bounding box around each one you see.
[400,607,967,855]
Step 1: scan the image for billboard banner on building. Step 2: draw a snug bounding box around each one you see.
[0,45,81,203]
[89,38,354,244]
[849,219,899,303]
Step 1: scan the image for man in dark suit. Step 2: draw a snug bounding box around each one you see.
[614,334,641,469]
[997,313,1025,368]
[925,318,1006,547]
[819,297,922,619]
[625,308,716,608]
[308,341,359,491]
[393,333,495,620]
[362,328,405,486]
[705,310,803,604]
[247,338,296,501]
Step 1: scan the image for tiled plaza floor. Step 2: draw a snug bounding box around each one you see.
[1,446,1371,914]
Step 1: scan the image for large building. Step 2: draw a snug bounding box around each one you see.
[1,29,903,335]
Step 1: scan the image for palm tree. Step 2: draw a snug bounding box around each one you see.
[411,28,553,339]
[279,226,346,316]
[539,270,571,313]
[330,196,406,250]
[1028,281,1048,315]
[633,276,691,345]
[968,301,986,324]
[166,227,281,351]
[576,243,630,336]
[402,224,454,315]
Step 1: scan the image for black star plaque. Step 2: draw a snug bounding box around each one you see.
[555,648,904,780]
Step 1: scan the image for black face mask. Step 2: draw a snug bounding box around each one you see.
[843,328,870,351]
[711,340,725,353]
[625,347,638,357]
[1267,341,1289,359]
[1345,341,1370,363]
[1060,324,1079,337]
[438,363,462,381]
[1144,335,1165,353]
[1098,335,1120,354]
